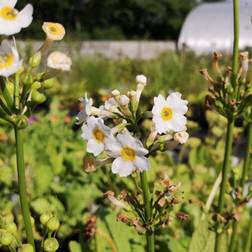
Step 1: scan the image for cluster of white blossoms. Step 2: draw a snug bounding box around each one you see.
[0,0,72,79]
[79,75,189,177]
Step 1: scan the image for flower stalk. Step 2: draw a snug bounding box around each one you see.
[14,127,35,249]
[140,171,154,252]
[229,122,252,252]
[215,1,239,251]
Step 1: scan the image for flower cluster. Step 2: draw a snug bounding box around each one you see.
[78,75,189,177]
[201,51,252,120]
[0,0,72,129]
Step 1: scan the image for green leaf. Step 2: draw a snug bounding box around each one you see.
[189,219,214,252]
[96,208,145,252]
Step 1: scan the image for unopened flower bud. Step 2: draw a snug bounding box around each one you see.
[0,230,13,246]
[136,74,147,85]
[43,238,59,252]
[31,90,46,104]
[29,51,42,68]
[111,89,120,97]
[18,244,34,252]
[174,131,189,144]
[6,223,17,235]
[42,79,54,89]
[46,217,60,231]
[16,115,28,129]
[40,212,53,225]
[32,81,41,90]
[47,51,72,71]
[119,95,130,106]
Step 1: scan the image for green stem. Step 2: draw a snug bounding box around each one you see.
[14,127,35,248]
[215,0,239,251]
[229,123,252,252]
[140,171,154,252]
[245,218,252,252]
[215,120,234,252]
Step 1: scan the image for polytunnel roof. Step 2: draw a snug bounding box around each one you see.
[178,0,252,54]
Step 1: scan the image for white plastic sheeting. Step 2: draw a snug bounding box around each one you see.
[178,0,252,54]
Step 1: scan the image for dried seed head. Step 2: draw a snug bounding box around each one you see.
[84,215,97,240]
[200,68,214,83]
[176,212,189,221]
[83,156,96,173]
[117,213,132,226]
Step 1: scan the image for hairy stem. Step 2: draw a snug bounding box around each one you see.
[140,171,154,252]
[15,127,35,248]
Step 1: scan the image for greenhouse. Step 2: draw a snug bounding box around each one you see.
[178,0,252,54]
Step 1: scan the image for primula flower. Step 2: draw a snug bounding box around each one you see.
[0,39,22,77]
[81,116,111,156]
[0,0,33,35]
[47,51,72,71]
[152,92,188,134]
[105,130,149,177]
[76,95,93,124]
[42,22,65,41]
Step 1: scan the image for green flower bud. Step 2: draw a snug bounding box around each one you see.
[40,212,53,225]
[16,115,28,129]
[29,52,42,68]
[31,90,46,104]
[43,238,59,252]
[6,223,17,235]
[18,244,34,252]
[32,81,41,90]
[0,212,14,224]
[6,80,14,96]
[47,217,60,231]
[0,230,13,246]
[42,79,54,89]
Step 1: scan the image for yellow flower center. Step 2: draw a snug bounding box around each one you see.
[0,6,17,20]
[161,107,173,121]
[93,128,105,143]
[47,23,64,36]
[0,54,14,69]
[121,147,136,161]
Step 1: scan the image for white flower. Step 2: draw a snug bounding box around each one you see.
[0,1,33,35]
[174,131,189,144]
[42,22,65,41]
[104,97,118,111]
[47,51,72,71]
[105,130,149,177]
[0,39,22,77]
[81,116,111,156]
[136,74,147,85]
[76,94,93,124]
[152,92,188,134]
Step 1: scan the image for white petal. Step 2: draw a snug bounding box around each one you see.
[166,92,188,114]
[104,135,122,157]
[16,4,33,28]
[152,95,167,115]
[87,139,104,156]
[0,0,17,7]
[169,113,187,132]
[134,157,150,172]
[87,116,99,131]
[112,157,135,177]
[81,124,92,140]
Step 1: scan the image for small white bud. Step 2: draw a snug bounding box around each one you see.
[111,89,120,96]
[136,74,147,85]
[119,95,130,106]
[174,131,189,144]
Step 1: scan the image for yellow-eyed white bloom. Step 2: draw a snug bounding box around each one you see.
[76,94,93,124]
[152,92,188,134]
[42,22,65,41]
[47,51,72,71]
[105,130,149,177]
[81,116,111,156]
[0,39,22,77]
[0,0,33,35]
